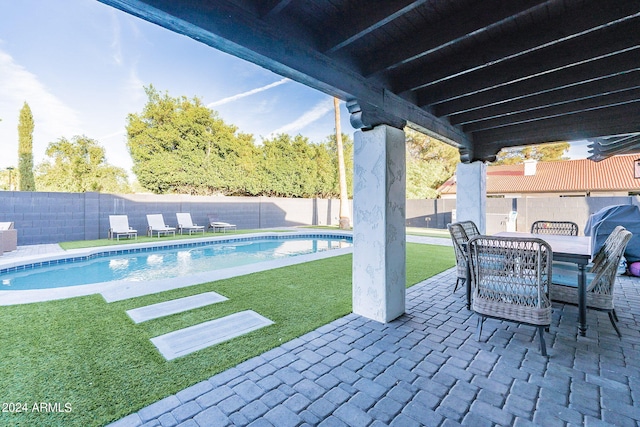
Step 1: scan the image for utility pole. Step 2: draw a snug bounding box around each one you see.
[334,97,350,229]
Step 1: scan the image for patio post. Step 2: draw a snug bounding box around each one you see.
[352,124,406,323]
[455,161,487,233]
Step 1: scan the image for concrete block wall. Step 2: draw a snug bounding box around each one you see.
[0,192,89,245]
[406,199,456,229]
[513,196,638,235]
[1,190,638,245]
[406,196,640,236]
[0,191,346,245]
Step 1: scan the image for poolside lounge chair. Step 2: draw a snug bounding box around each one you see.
[108,215,137,241]
[207,214,236,233]
[176,213,205,235]
[146,214,176,238]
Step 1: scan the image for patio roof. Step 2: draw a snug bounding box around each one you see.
[97,0,640,162]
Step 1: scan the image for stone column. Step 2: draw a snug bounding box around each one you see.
[455,161,486,233]
[352,124,406,323]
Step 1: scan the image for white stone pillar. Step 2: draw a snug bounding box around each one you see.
[352,124,406,323]
[455,161,487,233]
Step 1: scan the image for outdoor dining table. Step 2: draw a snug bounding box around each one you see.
[467,231,592,336]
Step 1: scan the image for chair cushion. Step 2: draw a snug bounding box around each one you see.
[552,261,593,272]
[551,268,596,288]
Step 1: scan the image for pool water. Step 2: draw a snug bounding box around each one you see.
[0,237,352,291]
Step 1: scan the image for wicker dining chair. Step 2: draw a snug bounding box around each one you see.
[531,220,579,236]
[447,221,480,292]
[467,235,553,356]
[551,227,632,337]
[531,221,578,236]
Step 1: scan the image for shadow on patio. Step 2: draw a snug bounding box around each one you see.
[111,267,640,427]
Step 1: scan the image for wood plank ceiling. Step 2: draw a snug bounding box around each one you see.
[98,0,640,162]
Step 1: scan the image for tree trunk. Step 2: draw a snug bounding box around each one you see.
[334,97,350,229]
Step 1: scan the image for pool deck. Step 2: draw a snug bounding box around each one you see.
[3,233,640,426]
[107,250,640,427]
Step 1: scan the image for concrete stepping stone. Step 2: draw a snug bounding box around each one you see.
[151,310,274,360]
[126,292,228,323]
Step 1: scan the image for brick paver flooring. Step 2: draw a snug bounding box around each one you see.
[109,268,640,426]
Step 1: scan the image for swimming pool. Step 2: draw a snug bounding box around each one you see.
[0,234,352,291]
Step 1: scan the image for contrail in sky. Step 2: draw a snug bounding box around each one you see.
[207,77,290,107]
[270,98,334,135]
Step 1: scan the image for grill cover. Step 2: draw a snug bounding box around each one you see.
[585,204,640,263]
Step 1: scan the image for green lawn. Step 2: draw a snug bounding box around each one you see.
[0,243,454,427]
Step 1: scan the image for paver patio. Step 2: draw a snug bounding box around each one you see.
[109,265,640,427]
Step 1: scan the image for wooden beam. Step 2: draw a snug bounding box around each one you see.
[472,102,640,147]
[461,88,640,133]
[360,0,545,76]
[448,71,640,125]
[259,0,293,18]
[403,15,640,100]
[322,0,429,53]
[589,134,640,156]
[433,49,640,116]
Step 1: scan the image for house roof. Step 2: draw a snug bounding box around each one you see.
[438,154,640,195]
[98,0,640,163]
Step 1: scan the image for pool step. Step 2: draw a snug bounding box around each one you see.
[151,310,274,360]
[126,292,228,323]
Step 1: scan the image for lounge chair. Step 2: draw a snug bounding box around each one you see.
[108,215,137,241]
[176,213,205,235]
[146,214,176,238]
[207,214,236,233]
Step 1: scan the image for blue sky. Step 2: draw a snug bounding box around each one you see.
[0,0,589,175]
[0,0,355,174]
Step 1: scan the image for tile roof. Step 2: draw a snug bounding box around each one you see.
[438,154,640,195]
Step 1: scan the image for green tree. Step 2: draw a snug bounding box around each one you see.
[493,142,570,165]
[405,128,459,198]
[127,86,260,195]
[17,102,36,191]
[0,168,16,191]
[35,135,130,193]
[260,134,328,198]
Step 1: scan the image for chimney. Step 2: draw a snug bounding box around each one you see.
[524,159,537,176]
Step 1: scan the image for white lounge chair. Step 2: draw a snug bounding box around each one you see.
[108,215,137,241]
[146,214,176,238]
[207,214,237,233]
[176,213,205,235]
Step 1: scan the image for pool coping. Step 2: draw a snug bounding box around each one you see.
[0,230,353,305]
